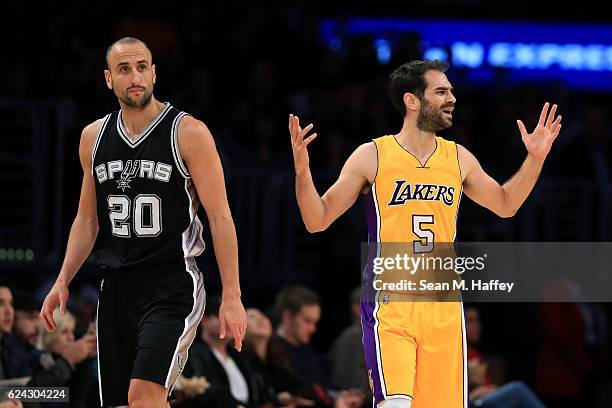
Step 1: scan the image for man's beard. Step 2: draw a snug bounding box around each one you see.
[119,87,153,108]
[416,98,452,132]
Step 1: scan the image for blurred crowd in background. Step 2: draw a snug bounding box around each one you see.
[0,0,611,406]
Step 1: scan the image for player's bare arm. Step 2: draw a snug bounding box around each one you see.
[459,102,562,218]
[178,116,247,351]
[289,114,376,232]
[40,119,103,332]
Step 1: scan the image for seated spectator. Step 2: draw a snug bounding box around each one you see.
[11,290,40,348]
[179,295,257,408]
[38,308,98,408]
[466,306,545,408]
[0,282,95,408]
[329,287,369,395]
[0,283,17,379]
[534,282,601,408]
[270,286,364,408]
[1,283,41,381]
[243,307,313,407]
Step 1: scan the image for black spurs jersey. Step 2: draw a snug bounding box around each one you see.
[91,102,205,268]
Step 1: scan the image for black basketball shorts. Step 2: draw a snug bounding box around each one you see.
[96,257,205,407]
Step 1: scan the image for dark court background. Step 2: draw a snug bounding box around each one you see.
[0,0,611,405]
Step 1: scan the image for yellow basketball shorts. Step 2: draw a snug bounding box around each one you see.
[361,295,467,407]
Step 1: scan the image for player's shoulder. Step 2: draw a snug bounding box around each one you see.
[348,141,377,168]
[177,115,210,135]
[175,115,218,160]
[353,141,377,158]
[80,117,108,146]
[176,115,215,144]
[455,142,476,161]
[454,142,479,181]
[346,141,377,184]
[79,117,108,163]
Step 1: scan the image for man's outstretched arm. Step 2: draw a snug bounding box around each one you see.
[459,102,562,218]
[289,114,375,232]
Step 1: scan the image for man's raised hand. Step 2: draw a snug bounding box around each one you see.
[517,102,562,162]
[289,114,318,174]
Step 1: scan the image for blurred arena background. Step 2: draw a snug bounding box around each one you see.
[0,0,610,406]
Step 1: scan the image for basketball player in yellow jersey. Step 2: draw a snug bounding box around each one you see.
[288,60,561,408]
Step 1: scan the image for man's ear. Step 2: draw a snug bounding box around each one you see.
[104,70,113,90]
[152,64,156,85]
[403,92,420,112]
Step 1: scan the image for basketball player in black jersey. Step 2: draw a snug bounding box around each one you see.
[39,37,247,408]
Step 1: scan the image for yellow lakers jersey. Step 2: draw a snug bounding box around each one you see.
[366,135,462,245]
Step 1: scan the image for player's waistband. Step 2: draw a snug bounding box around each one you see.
[101,257,199,276]
[370,289,461,303]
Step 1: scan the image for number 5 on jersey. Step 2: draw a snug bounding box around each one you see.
[108,194,162,237]
[413,214,434,253]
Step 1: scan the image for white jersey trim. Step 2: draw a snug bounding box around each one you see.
[164,258,206,390]
[116,102,172,149]
[91,114,111,175]
[171,112,191,179]
[181,179,206,258]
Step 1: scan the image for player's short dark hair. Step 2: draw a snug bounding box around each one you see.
[274,286,321,319]
[106,36,152,69]
[389,59,449,117]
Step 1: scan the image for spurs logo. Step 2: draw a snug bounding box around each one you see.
[95,159,172,185]
[117,160,140,191]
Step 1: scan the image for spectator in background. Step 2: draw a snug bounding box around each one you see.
[11,289,93,390]
[271,286,327,391]
[270,286,364,408]
[243,307,314,408]
[329,287,369,395]
[38,308,97,408]
[0,283,16,379]
[182,295,257,408]
[0,282,90,408]
[535,280,604,408]
[0,283,44,382]
[465,306,545,408]
[11,291,40,348]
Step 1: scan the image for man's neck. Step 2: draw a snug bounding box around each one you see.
[119,98,165,139]
[249,337,269,361]
[205,335,229,359]
[395,119,437,163]
[276,327,300,347]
